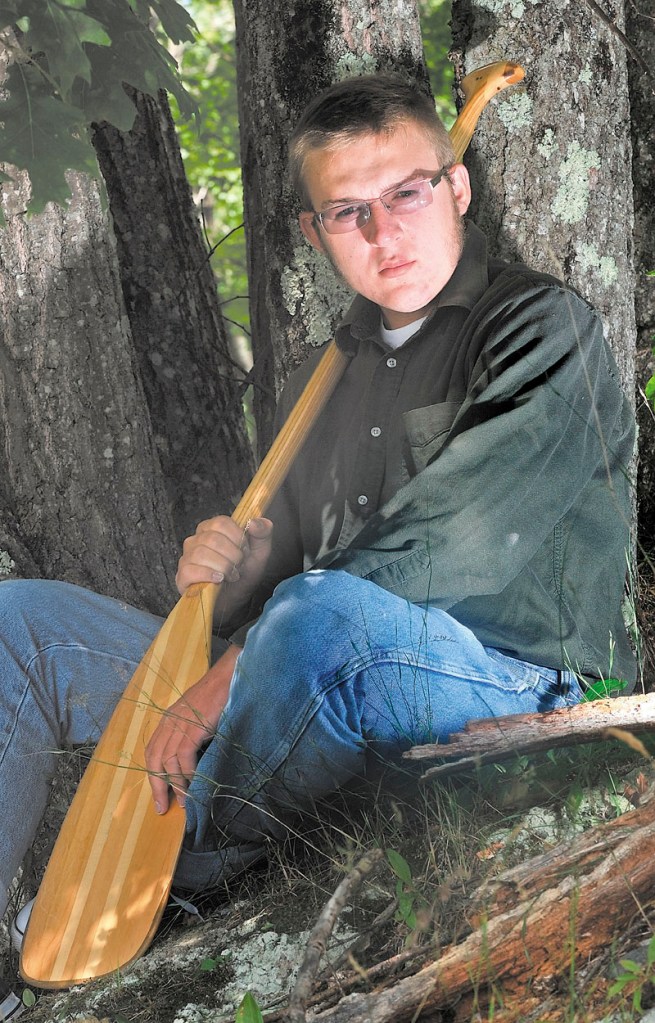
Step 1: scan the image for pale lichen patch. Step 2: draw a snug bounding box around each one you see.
[473,0,541,18]
[552,142,601,224]
[281,241,352,349]
[496,92,533,133]
[536,128,557,160]
[0,550,15,577]
[577,242,619,287]
[335,51,377,80]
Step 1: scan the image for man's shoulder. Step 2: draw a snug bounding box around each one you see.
[474,258,599,337]
[485,258,587,305]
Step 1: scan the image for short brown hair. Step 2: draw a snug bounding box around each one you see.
[289,73,454,209]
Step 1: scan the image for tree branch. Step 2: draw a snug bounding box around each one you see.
[403,692,655,780]
[287,848,385,1023]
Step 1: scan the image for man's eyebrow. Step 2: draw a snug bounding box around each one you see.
[320,170,426,208]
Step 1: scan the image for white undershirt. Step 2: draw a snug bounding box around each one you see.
[379,314,428,350]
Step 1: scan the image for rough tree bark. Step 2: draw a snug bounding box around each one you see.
[628,0,655,548]
[0,168,176,612]
[450,0,636,395]
[92,89,255,542]
[0,65,255,608]
[233,0,430,452]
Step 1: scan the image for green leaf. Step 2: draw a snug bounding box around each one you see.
[608,976,633,996]
[582,678,629,701]
[125,0,151,19]
[645,376,655,403]
[21,989,37,1008]
[151,0,197,44]
[200,956,217,972]
[235,992,264,1023]
[19,4,114,101]
[386,849,412,884]
[0,61,100,214]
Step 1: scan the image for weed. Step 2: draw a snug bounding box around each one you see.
[236,992,264,1022]
[608,933,655,1016]
[386,848,428,940]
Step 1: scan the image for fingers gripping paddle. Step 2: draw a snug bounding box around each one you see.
[20,60,525,988]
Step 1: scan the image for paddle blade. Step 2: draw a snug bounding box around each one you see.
[20,584,216,987]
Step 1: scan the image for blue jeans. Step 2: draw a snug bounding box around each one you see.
[0,571,583,917]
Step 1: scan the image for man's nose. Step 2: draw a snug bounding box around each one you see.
[362,199,402,245]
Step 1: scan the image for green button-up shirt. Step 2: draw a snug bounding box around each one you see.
[230,224,636,685]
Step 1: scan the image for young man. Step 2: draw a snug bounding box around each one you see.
[0,73,636,1015]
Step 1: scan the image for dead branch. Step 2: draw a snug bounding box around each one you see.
[403,691,655,780]
[288,848,384,1023]
[307,786,655,1023]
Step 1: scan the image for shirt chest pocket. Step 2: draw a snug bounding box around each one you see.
[402,401,460,476]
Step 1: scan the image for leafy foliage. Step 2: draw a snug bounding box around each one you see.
[420,0,457,126]
[0,0,198,217]
[170,1,249,339]
[608,932,655,1016]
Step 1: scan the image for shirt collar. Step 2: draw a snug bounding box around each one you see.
[336,221,490,353]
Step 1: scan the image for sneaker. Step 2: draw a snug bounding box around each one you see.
[0,978,25,1020]
[11,892,201,954]
[9,901,33,955]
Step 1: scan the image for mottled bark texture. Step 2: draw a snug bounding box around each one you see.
[92,89,255,542]
[451,0,636,396]
[628,0,655,544]
[234,0,430,452]
[0,170,176,613]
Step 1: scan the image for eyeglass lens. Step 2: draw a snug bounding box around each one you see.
[320,176,436,234]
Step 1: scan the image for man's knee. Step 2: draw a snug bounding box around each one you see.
[269,569,376,625]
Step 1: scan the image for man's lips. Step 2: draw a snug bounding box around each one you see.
[378,259,414,278]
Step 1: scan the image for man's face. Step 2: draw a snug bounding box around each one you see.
[298,120,471,329]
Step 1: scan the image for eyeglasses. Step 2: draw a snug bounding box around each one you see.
[312,167,451,235]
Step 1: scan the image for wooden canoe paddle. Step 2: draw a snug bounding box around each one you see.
[20,59,525,988]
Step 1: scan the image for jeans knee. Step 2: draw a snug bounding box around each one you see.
[272,569,368,623]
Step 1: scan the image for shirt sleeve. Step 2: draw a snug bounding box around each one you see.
[314,277,635,608]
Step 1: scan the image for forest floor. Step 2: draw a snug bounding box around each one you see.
[4,560,655,1023]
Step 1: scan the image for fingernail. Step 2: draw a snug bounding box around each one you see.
[212,571,225,584]
[177,795,186,808]
[155,801,164,815]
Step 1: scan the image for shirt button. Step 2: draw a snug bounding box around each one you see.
[386,357,397,368]
[370,426,382,438]
[357,495,368,506]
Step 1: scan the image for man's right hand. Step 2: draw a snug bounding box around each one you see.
[176,515,273,617]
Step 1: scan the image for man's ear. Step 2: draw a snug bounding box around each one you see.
[447,163,472,217]
[299,211,325,253]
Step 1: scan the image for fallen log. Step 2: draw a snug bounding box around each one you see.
[308,783,655,1023]
[403,691,655,780]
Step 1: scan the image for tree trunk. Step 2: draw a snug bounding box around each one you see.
[91,88,255,542]
[629,0,655,550]
[450,0,636,395]
[0,168,176,613]
[233,0,430,453]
